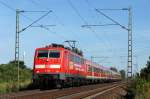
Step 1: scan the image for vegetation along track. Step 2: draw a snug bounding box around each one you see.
[0,81,126,99]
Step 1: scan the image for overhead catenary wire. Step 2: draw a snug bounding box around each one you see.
[67,0,108,46]
[67,0,88,25]
[0,0,16,11]
[30,0,91,52]
[0,0,67,40]
[84,0,128,65]
[30,0,65,26]
[19,10,52,33]
[84,0,102,24]
[29,0,81,42]
[84,0,114,42]
[97,8,129,11]
[31,25,56,27]
[84,0,113,51]
[67,0,115,64]
[95,9,129,31]
[22,10,48,13]
[28,0,70,40]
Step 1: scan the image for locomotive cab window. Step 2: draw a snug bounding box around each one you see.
[49,50,60,58]
[37,50,48,58]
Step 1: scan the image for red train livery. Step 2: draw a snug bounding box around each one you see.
[33,44,121,88]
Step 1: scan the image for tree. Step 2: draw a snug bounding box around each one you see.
[140,56,150,81]
[119,70,126,79]
[110,67,118,72]
[9,60,26,69]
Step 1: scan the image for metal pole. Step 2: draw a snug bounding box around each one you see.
[14,9,51,90]
[15,9,20,90]
[127,7,132,79]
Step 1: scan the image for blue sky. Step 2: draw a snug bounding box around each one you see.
[0,0,150,73]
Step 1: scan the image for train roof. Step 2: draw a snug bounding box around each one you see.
[85,59,111,71]
[36,43,83,56]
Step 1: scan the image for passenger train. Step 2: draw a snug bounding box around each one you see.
[33,43,121,88]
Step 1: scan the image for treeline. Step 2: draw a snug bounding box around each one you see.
[0,61,32,93]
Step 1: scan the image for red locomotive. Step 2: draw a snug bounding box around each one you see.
[33,43,121,88]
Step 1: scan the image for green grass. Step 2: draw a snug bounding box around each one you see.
[0,83,8,93]
[0,80,32,94]
[0,61,32,93]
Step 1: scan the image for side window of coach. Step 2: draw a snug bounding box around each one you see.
[70,54,74,62]
[88,65,92,72]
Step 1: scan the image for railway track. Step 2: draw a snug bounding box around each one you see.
[56,81,126,99]
[0,89,59,99]
[83,84,124,99]
[0,81,126,99]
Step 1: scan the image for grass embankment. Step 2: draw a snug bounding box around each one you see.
[0,61,32,93]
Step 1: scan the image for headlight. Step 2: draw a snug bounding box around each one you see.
[50,65,60,68]
[35,65,45,68]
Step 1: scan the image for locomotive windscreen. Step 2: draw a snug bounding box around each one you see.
[49,50,60,58]
[37,50,48,58]
[37,50,60,58]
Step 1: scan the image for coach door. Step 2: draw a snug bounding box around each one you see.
[63,51,69,74]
